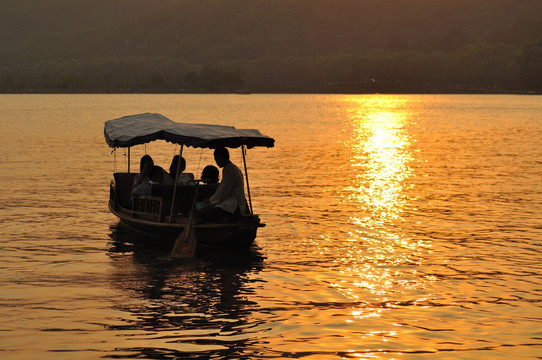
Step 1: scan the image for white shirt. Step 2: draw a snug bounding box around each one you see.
[132,180,161,196]
[209,162,247,214]
[176,173,194,184]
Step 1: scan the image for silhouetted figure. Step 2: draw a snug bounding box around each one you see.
[169,155,194,184]
[198,148,247,223]
[132,165,166,196]
[201,165,219,184]
[133,155,154,188]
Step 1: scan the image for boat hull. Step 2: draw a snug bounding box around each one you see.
[109,200,261,249]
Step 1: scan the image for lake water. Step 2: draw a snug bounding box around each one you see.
[0,94,541,359]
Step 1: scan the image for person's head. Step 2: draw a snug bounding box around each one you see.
[140,155,154,173]
[201,165,219,183]
[213,147,230,168]
[169,155,186,175]
[149,165,164,184]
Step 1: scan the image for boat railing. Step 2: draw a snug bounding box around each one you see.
[113,172,137,209]
[111,172,219,218]
[110,175,265,227]
[150,183,219,217]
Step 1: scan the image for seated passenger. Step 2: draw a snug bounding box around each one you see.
[133,155,154,188]
[197,148,248,223]
[169,155,194,184]
[196,165,220,211]
[201,165,219,184]
[132,165,166,196]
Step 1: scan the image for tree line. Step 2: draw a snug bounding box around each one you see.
[2,0,541,93]
[2,40,541,94]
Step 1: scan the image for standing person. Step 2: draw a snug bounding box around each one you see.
[199,148,247,222]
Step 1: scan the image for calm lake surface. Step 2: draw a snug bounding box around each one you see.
[0,94,541,359]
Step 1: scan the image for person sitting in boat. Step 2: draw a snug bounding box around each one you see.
[133,155,173,189]
[200,165,219,184]
[132,154,154,188]
[195,165,220,211]
[198,148,247,223]
[132,165,166,196]
[169,155,194,184]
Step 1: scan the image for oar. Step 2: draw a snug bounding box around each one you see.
[170,214,197,258]
[170,182,200,258]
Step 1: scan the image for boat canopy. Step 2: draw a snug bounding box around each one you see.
[104,113,275,149]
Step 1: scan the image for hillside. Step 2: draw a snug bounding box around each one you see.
[1,0,542,92]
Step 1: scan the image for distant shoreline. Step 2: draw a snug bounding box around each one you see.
[2,89,540,95]
[2,80,541,95]
[2,79,541,95]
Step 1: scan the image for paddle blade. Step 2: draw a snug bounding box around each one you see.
[170,227,197,258]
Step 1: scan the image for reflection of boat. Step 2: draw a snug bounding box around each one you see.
[106,221,265,357]
[104,113,274,249]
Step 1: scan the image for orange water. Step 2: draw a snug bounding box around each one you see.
[0,94,541,359]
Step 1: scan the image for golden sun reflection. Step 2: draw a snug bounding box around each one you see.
[344,96,414,228]
[332,96,429,324]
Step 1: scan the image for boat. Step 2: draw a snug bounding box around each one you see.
[104,113,275,250]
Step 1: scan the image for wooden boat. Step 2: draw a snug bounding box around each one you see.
[104,113,274,249]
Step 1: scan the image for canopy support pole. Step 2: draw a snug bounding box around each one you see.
[169,145,183,221]
[112,148,118,173]
[242,146,253,215]
[127,147,131,173]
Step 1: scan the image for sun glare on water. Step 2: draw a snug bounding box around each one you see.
[330,96,433,325]
[344,96,414,228]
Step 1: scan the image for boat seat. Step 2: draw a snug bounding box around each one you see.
[151,184,219,216]
[113,172,137,208]
[132,195,164,220]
